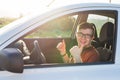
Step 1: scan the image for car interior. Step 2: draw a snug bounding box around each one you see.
[6,10,117,66]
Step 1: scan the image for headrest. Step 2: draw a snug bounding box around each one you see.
[99,22,114,42]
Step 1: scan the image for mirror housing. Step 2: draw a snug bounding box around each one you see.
[0,48,24,73]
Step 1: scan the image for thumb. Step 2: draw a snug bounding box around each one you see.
[62,39,66,47]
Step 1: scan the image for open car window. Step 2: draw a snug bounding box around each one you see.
[12,10,117,67]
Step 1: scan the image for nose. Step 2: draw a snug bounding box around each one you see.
[80,35,86,39]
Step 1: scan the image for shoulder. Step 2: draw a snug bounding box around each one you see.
[84,46,99,55]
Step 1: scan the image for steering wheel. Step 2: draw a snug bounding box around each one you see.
[30,40,46,64]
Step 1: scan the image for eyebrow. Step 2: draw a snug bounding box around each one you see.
[76,32,91,34]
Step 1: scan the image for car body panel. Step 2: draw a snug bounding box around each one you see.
[0,64,120,80]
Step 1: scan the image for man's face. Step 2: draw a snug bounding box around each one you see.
[76,28,93,48]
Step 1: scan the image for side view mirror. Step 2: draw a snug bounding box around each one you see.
[0,48,24,73]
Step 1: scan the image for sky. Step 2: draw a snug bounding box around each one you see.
[0,0,120,18]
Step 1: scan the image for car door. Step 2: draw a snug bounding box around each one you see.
[21,9,119,80]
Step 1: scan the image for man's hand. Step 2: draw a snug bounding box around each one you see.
[56,39,66,55]
[70,46,83,63]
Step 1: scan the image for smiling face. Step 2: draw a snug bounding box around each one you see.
[76,23,94,48]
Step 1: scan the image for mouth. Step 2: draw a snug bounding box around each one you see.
[79,40,86,45]
[81,41,86,45]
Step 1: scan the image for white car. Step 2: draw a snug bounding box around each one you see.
[0,3,120,80]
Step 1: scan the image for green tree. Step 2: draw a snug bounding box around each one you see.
[0,17,17,28]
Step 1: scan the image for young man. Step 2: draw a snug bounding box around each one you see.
[56,22,100,63]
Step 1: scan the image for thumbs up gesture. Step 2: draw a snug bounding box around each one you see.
[56,39,66,55]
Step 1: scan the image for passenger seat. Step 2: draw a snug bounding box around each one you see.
[99,22,114,49]
[97,22,114,62]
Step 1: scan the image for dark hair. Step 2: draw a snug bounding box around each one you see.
[77,22,95,37]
